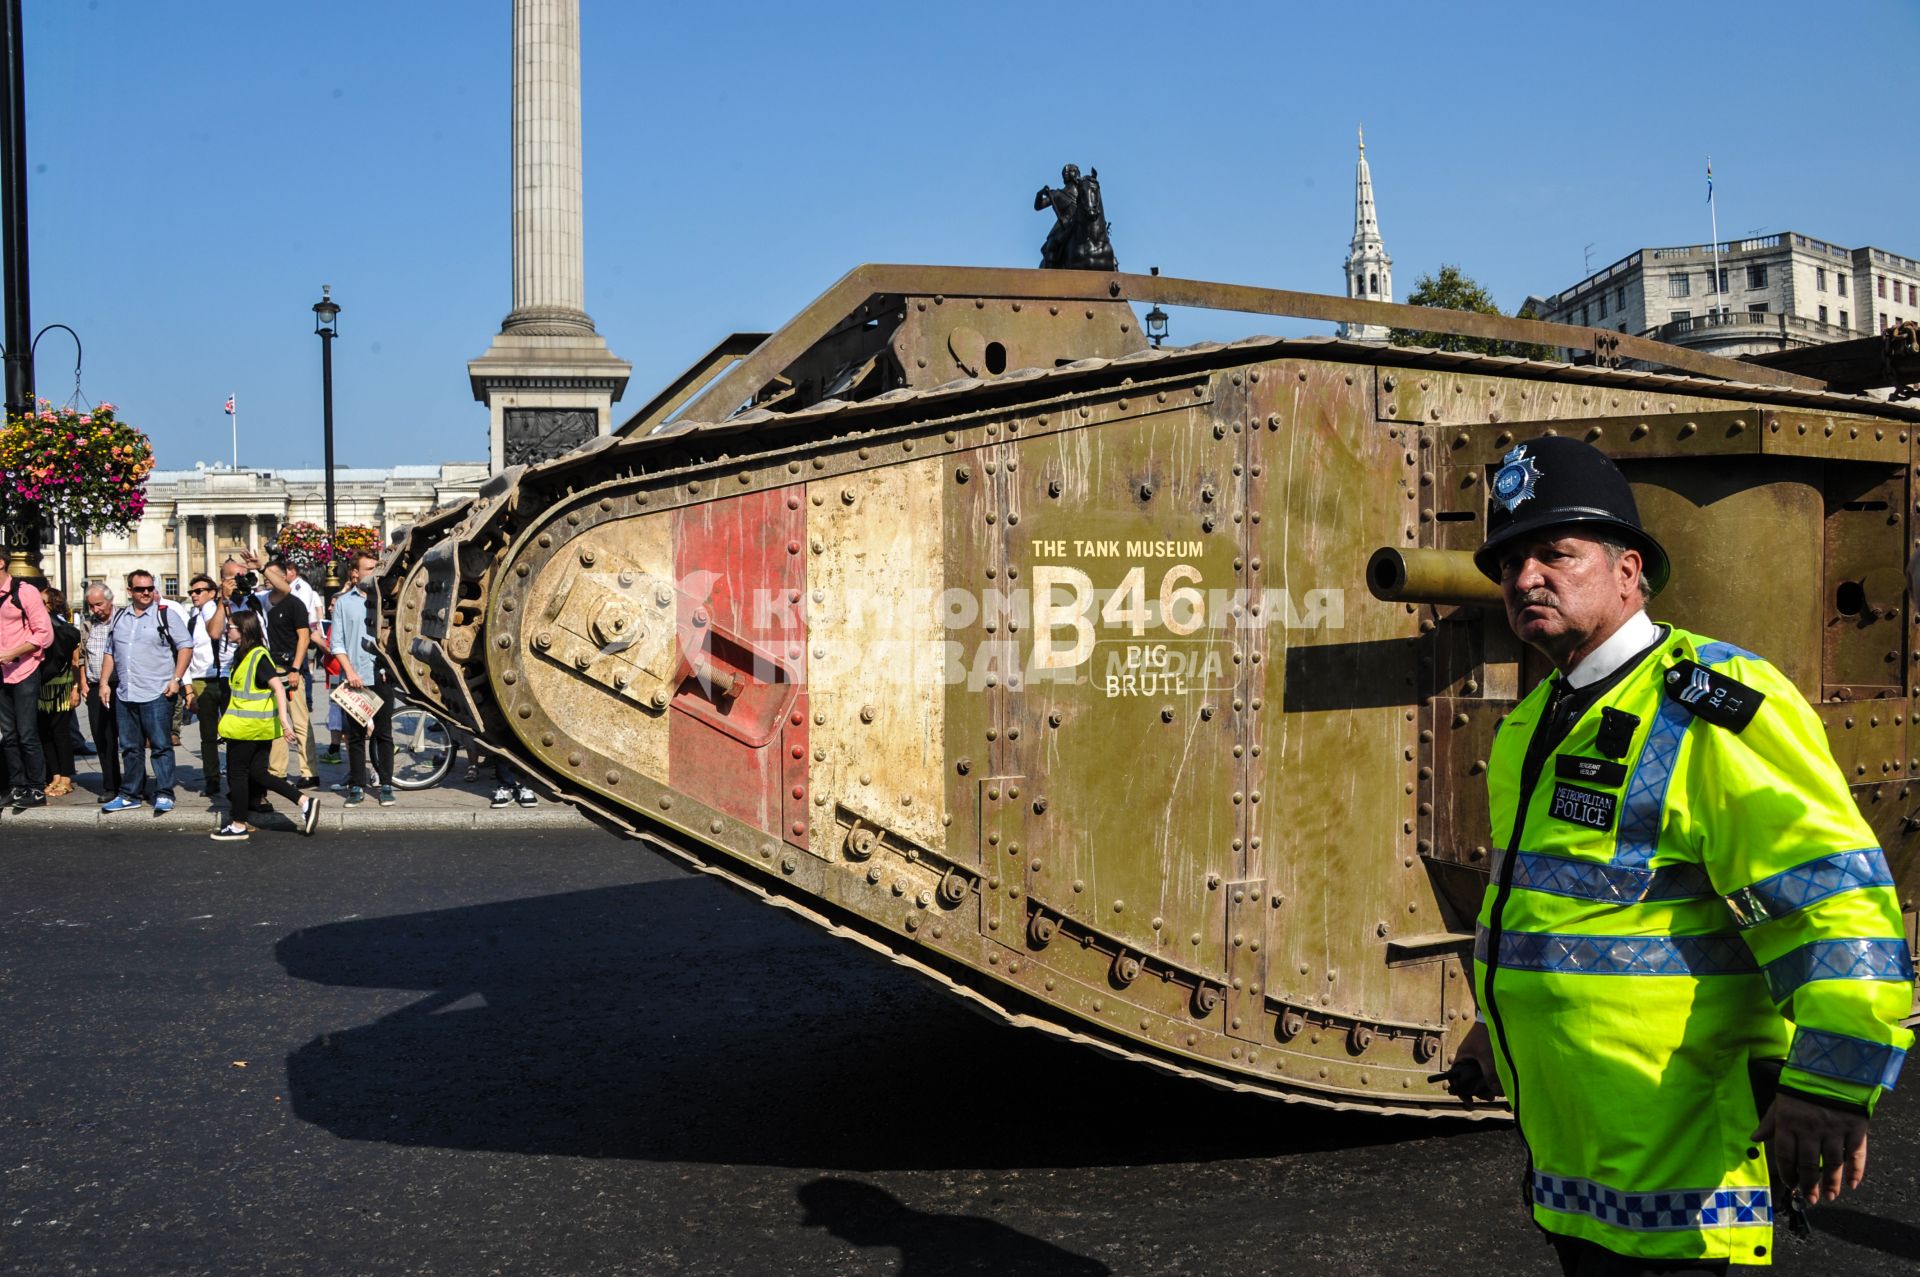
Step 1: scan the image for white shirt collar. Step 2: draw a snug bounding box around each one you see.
[1564,610,1659,689]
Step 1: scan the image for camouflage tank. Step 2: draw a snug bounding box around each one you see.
[381,264,1920,1116]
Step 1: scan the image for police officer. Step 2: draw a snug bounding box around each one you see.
[1444,436,1913,1274]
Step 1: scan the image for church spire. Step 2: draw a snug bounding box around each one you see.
[1338,125,1393,341]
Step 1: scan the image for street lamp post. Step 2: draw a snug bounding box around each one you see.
[312,285,341,592]
[1143,266,1169,350]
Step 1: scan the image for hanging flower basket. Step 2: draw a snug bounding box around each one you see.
[277,519,383,575]
[0,401,155,539]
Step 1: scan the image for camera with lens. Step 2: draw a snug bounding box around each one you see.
[230,571,258,598]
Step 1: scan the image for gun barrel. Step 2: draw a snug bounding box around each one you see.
[1367,547,1504,608]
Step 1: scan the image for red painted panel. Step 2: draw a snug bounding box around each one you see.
[669,486,808,836]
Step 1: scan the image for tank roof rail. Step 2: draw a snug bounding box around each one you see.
[617,265,1824,436]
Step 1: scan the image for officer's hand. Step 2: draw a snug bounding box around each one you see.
[1430,1019,1503,1104]
[1753,1092,1870,1206]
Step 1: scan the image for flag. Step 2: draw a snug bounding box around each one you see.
[1705,157,1713,204]
[224,395,235,415]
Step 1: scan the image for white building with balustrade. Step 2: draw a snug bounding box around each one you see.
[1526,231,1920,361]
[52,461,488,599]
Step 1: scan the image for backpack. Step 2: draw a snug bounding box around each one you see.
[43,616,80,673]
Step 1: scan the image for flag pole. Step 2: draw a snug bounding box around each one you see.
[226,393,237,470]
[1707,156,1724,320]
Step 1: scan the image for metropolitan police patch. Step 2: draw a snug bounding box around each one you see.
[1492,445,1544,513]
[1549,782,1617,832]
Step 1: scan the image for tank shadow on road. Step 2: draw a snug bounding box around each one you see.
[276,875,1486,1171]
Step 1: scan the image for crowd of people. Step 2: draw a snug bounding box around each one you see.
[0,547,418,839]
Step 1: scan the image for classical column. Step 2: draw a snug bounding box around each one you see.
[468,0,629,475]
[504,0,590,337]
[204,515,218,576]
[175,514,190,591]
[246,514,258,557]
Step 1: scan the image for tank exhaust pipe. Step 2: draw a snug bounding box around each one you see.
[1366,547,1503,608]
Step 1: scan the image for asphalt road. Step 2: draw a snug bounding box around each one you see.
[1,829,1915,1276]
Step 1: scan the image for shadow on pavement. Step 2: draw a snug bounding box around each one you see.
[276,875,1485,1170]
[1813,1205,1920,1263]
[798,1178,1108,1275]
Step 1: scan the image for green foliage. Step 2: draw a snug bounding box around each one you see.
[1388,265,1558,360]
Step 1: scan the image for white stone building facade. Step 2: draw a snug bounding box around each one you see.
[54,461,488,598]
[1528,232,1920,360]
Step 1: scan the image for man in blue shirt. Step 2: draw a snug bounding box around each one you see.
[330,550,395,807]
[97,569,193,815]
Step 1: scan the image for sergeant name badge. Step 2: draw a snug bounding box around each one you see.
[1663,658,1764,733]
[1556,754,1627,788]
[1548,782,1617,832]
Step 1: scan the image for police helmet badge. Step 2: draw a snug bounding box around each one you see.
[1492,445,1543,513]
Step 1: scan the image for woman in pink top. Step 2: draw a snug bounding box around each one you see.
[0,562,55,806]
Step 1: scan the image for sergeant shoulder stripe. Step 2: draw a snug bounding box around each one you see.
[1495,850,1714,905]
[1788,1028,1908,1092]
[1762,937,1914,1004]
[1532,1172,1771,1233]
[1476,928,1757,977]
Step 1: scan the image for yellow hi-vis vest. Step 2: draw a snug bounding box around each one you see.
[218,647,280,741]
[1475,624,1912,1266]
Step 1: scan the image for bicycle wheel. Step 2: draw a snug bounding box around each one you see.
[387,700,457,790]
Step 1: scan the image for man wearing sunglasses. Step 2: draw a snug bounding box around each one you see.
[183,574,230,799]
[97,569,193,815]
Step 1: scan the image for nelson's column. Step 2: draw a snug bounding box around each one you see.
[469,0,630,473]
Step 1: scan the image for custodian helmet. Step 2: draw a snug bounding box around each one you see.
[1472,435,1670,594]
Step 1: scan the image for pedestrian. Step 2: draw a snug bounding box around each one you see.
[211,609,320,842]
[488,755,539,809]
[329,549,394,807]
[0,557,54,809]
[259,556,320,791]
[77,583,121,801]
[1445,437,1913,1273]
[182,573,231,799]
[32,587,84,800]
[283,556,325,716]
[98,569,193,815]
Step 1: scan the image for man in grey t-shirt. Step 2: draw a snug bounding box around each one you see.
[98,569,192,815]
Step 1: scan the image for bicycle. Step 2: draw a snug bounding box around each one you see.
[387,697,459,791]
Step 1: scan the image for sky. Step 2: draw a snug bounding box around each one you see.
[19,0,1920,472]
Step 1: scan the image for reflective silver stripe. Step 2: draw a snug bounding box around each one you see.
[224,706,277,719]
[1476,927,1757,977]
[1494,849,1714,905]
[1762,937,1913,1004]
[1725,849,1895,928]
[1788,1028,1907,1091]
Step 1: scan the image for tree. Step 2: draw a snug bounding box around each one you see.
[1388,264,1556,360]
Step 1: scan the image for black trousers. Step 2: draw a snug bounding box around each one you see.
[345,677,395,789]
[1552,1236,1729,1276]
[36,704,76,780]
[87,691,121,795]
[0,669,45,790]
[224,737,302,823]
[193,677,228,792]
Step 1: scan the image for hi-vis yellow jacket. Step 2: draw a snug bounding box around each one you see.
[218,647,281,741]
[1474,624,1913,1266]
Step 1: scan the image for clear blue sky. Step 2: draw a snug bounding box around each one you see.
[21,0,1920,471]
